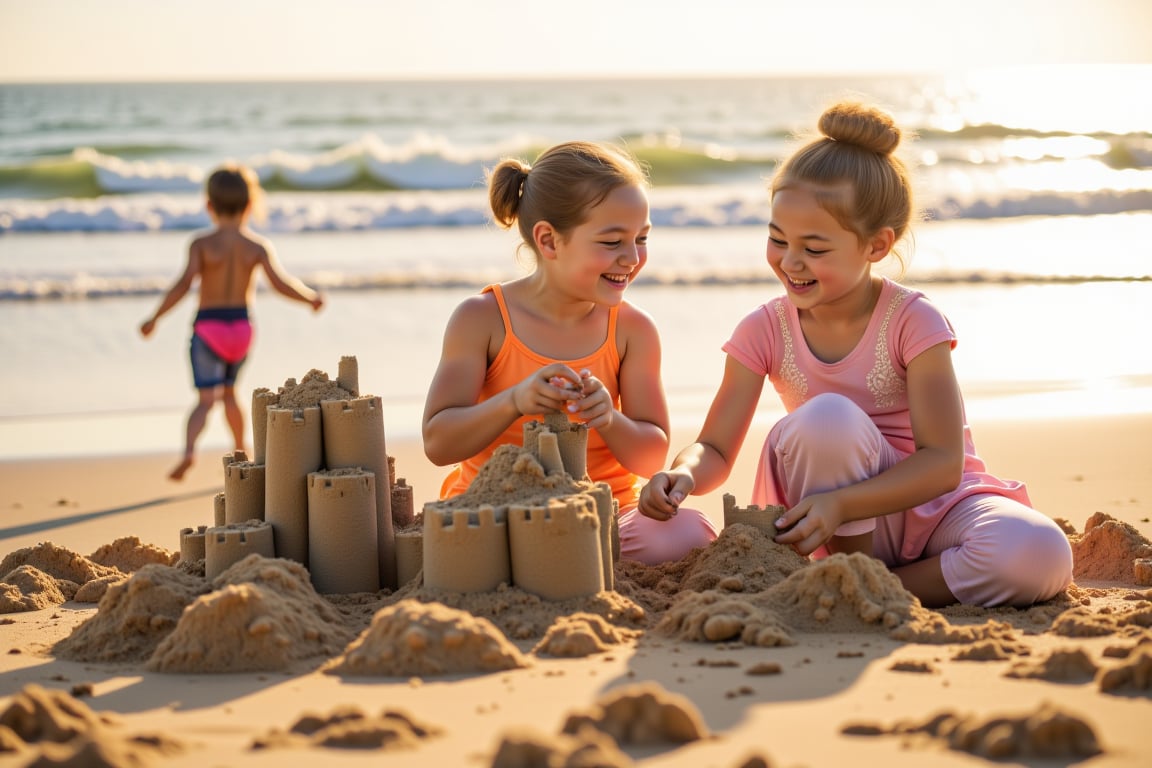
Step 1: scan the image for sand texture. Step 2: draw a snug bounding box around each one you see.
[2,413,1151,766]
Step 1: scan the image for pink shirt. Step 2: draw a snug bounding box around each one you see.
[723,277,1030,560]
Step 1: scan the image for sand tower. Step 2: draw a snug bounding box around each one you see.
[508,495,604,600]
[204,520,275,580]
[320,395,397,589]
[423,505,511,593]
[264,405,323,564]
[307,468,380,594]
[224,460,265,525]
[250,388,280,464]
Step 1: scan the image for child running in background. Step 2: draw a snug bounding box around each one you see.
[638,102,1072,607]
[423,141,717,565]
[140,163,324,481]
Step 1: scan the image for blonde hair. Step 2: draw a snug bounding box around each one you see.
[771,101,917,273]
[206,163,265,223]
[487,141,648,259]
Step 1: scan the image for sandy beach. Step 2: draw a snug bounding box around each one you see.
[2,407,1151,767]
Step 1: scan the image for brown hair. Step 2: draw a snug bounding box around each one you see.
[206,163,264,221]
[487,141,648,259]
[771,101,917,272]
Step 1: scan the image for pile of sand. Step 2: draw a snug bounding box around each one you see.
[325,599,530,677]
[616,524,809,614]
[533,612,641,657]
[489,681,771,768]
[0,539,178,613]
[434,443,587,510]
[0,683,183,766]
[275,368,354,408]
[560,682,710,745]
[655,552,920,646]
[252,705,442,751]
[842,701,1102,759]
[54,555,354,673]
[1067,511,1152,583]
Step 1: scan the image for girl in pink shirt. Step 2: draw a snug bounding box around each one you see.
[638,102,1072,607]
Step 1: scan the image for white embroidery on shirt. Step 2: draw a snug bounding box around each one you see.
[866,288,911,408]
[774,300,807,408]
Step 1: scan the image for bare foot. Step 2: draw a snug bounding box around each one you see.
[169,457,193,481]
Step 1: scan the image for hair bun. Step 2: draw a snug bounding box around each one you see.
[818,102,901,155]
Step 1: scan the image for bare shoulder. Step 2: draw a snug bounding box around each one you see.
[448,290,501,331]
[617,300,660,337]
[239,229,272,261]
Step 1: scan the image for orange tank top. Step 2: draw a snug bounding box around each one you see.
[439,284,639,507]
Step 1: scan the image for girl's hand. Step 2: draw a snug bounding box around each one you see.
[564,370,615,430]
[773,492,845,556]
[637,470,695,522]
[512,363,584,416]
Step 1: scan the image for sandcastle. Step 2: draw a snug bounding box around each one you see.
[414,412,618,602]
[177,360,613,602]
[178,356,414,593]
[722,493,786,538]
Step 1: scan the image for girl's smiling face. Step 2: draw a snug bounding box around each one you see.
[552,183,651,305]
[766,185,888,313]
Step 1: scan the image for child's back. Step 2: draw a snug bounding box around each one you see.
[192,226,268,310]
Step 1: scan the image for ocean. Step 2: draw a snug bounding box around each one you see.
[1,70,1150,460]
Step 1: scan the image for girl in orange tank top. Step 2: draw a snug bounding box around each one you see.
[423,141,716,566]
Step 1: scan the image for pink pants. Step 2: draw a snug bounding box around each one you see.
[618,504,718,566]
[755,393,1072,607]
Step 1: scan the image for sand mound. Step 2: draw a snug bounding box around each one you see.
[1049,603,1152,638]
[1097,646,1152,693]
[326,599,529,677]
[88,537,178,573]
[0,565,76,612]
[147,556,355,673]
[656,589,795,646]
[73,573,130,604]
[533,612,641,657]
[391,583,647,641]
[1004,647,1098,681]
[1069,512,1152,583]
[0,542,135,614]
[253,704,442,750]
[842,701,1102,759]
[276,368,353,408]
[491,724,634,768]
[0,684,182,766]
[616,524,808,614]
[436,443,586,509]
[148,582,354,673]
[891,611,1021,645]
[53,564,210,664]
[768,552,916,631]
[0,542,121,589]
[561,682,710,745]
[657,553,918,646]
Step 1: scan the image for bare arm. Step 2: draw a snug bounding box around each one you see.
[140,241,201,336]
[637,354,765,520]
[567,303,669,478]
[774,341,965,554]
[259,242,323,310]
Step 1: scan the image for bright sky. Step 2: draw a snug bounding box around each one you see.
[1,0,1150,82]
